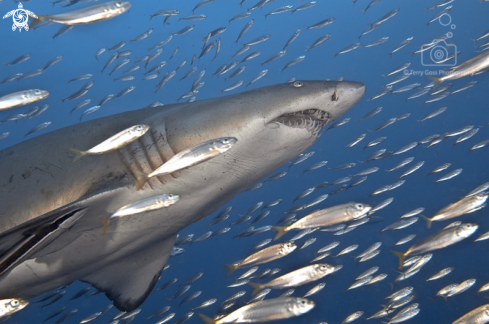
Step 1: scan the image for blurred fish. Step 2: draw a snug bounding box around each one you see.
[198,297,314,324]
[307,17,335,29]
[391,223,478,267]
[25,121,51,137]
[30,1,131,28]
[248,264,335,296]
[2,54,31,66]
[273,202,370,240]
[335,43,361,57]
[422,193,488,228]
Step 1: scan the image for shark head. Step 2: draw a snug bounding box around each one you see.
[161,80,366,186]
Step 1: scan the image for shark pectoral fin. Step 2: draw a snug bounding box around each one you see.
[81,234,177,312]
[0,206,88,277]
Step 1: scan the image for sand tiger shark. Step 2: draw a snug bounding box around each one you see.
[0,80,365,311]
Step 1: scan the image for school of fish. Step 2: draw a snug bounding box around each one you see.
[1,0,489,323]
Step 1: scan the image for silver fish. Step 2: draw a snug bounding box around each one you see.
[25,121,51,137]
[393,142,418,155]
[236,19,254,43]
[454,128,479,145]
[307,17,335,29]
[471,139,489,151]
[0,89,49,110]
[359,107,383,121]
[382,217,418,232]
[346,134,366,148]
[388,157,415,172]
[30,1,131,27]
[282,56,305,72]
[174,24,196,36]
[396,234,416,245]
[435,168,463,182]
[363,36,389,47]
[369,85,392,101]
[307,34,331,51]
[390,37,413,56]
[419,107,447,122]
[241,51,262,63]
[335,43,362,57]
[400,161,425,178]
[246,70,268,87]
[392,223,478,267]
[401,207,425,218]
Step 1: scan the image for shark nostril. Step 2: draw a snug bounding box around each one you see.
[331,87,339,101]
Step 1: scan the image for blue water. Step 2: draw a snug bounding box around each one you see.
[1,0,489,323]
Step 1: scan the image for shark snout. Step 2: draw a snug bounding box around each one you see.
[325,81,366,120]
[341,81,366,104]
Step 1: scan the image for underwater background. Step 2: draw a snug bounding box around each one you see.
[1,0,489,323]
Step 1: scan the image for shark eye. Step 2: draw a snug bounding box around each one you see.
[293,81,303,88]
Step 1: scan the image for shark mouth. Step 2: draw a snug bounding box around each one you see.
[271,109,331,135]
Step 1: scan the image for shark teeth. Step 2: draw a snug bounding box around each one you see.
[273,109,330,136]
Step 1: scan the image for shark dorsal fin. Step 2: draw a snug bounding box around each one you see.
[81,234,176,311]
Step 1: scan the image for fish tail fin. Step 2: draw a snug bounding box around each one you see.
[197,314,216,324]
[67,148,86,163]
[29,15,45,30]
[390,250,406,269]
[132,168,149,190]
[419,214,432,229]
[272,226,286,240]
[248,282,263,297]
[223,264,238,276]
[427,76,442,89]
[101,218,109,236]
[388,282,395,290]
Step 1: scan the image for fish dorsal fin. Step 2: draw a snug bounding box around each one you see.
[81,234,177,312]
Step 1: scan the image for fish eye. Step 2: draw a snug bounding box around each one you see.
[356,203,363,209]
[35,90,40,94]
[300,300,306,305]
[293,81,303,88]
[10,300,19,306]
[115,1,122,6]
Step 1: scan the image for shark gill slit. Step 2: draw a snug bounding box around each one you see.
[117,121,178,191]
